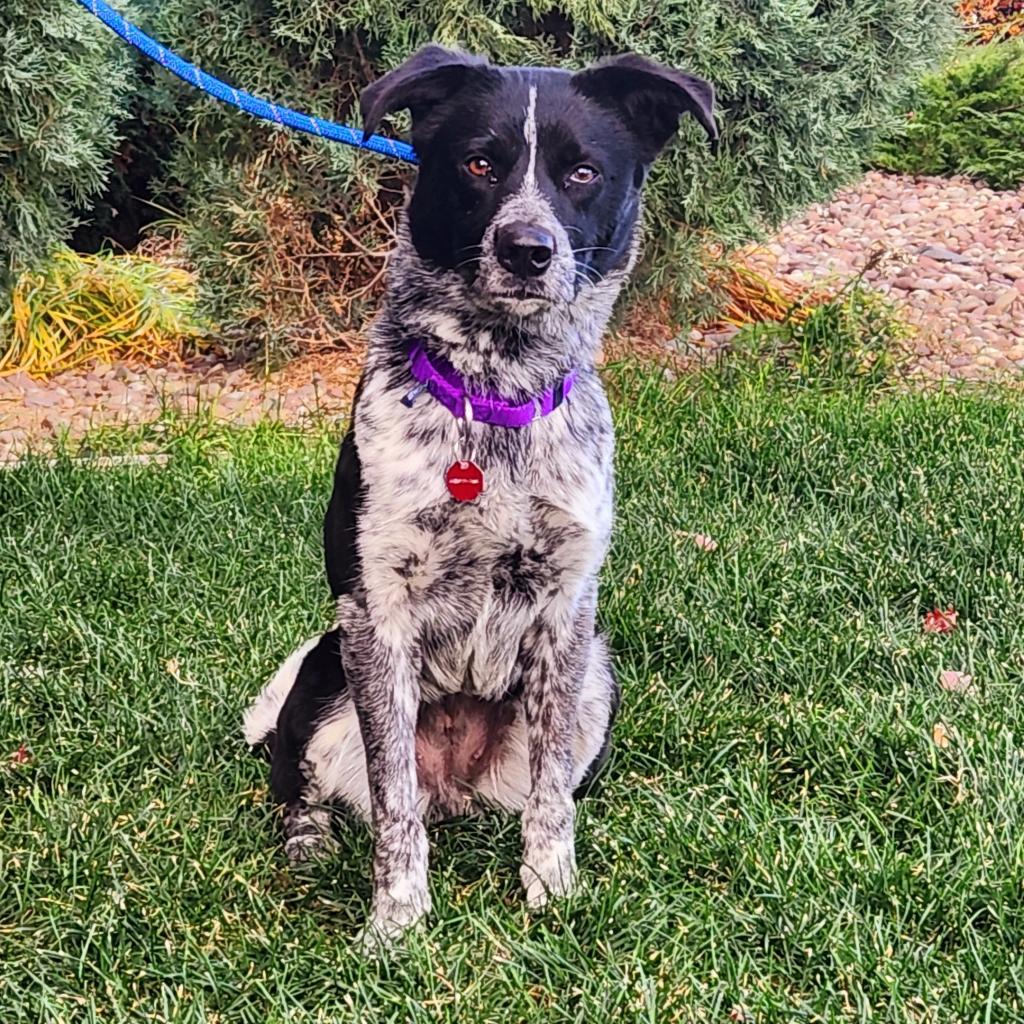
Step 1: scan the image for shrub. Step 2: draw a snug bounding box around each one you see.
[0,2,129,294]
[725,269,912,392]
[0,248,206,376]
[3,1,956,353]
[122,0,954,351]
[873,40,1024,189]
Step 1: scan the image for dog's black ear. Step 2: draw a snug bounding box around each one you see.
[572,54,719,160]
[360,45,492,140]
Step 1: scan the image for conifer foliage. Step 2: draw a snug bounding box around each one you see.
[0,2,128,291]
[2,1,957,343]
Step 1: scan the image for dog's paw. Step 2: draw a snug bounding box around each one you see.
[520,841,577,909]
[357,885,431,953]
[284,831,337,864]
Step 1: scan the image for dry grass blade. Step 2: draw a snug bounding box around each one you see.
[0,250,208,378]
[702,259,822,331]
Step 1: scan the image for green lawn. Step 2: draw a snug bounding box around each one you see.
[2,366,1024,1022]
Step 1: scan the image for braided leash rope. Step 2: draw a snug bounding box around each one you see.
[73,0,419,165]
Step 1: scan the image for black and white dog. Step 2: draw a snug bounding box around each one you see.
[244,45,717,943]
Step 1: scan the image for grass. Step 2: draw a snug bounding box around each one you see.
[3,363,1024,1022]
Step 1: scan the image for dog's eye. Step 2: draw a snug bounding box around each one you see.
[466,156,495,179]
[567,165,599,186]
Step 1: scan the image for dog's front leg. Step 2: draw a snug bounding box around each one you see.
[337,597,429,945]
[519,588,595,908]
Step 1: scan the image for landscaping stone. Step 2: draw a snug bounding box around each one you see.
[0,350,364,459]
[742,171,1024,378]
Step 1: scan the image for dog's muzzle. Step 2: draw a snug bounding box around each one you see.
[474,191,576,312]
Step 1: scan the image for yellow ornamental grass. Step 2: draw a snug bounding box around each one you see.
[0,249,208,377]
[705,262,820,332]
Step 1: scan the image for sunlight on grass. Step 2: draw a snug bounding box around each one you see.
[2,368,1024,1021]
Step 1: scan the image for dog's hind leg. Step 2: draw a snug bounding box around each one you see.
[265,629,371,861]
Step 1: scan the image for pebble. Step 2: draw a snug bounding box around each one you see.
[23,392,62,408]
[740,170,1024,379]
[919,245,972,265]
[991,289,1021,316]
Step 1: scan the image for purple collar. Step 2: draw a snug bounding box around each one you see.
[403,340,576,428]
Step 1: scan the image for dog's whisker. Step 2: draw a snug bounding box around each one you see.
[574,263,605,286]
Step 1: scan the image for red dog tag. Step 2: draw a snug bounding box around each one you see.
[446,460,484,502]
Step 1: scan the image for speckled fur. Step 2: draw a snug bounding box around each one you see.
[242,45,717,945]
[331,224,623,939]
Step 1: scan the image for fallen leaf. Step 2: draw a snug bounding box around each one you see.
[165,658,180,678]
[939,669,976,695]
[10,744,31,765]
[687,532,719,552]
[728,1007,751,1023]
[923,607,957,634]
[931,721,951,749]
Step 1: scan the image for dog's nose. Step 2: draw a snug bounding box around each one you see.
[495,222,554,278]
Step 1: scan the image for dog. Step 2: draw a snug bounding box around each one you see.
[243,44,717,944]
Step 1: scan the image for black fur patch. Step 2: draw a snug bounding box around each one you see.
[270,629,348,806]
[324,430,363,599]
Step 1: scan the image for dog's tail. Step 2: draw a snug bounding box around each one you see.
[242,635,322,752]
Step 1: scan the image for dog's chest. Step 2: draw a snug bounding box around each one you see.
[356,383,612,700]
[417,499,588,699]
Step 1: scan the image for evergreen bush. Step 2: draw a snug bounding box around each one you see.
[873,40,1024,189]
[146,0,956,346]
[0,1,128,293]
[7,1,958,349]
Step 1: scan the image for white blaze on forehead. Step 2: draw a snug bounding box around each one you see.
[523,85,538,192]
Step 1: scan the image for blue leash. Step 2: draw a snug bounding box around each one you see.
[73,0,419,165]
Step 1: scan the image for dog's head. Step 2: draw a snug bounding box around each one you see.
[362,47,717,319]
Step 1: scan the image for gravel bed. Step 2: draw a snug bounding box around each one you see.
[728,171,1024,378]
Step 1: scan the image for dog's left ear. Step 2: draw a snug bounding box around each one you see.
[360,44,493,141]
[572,54,719,161]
